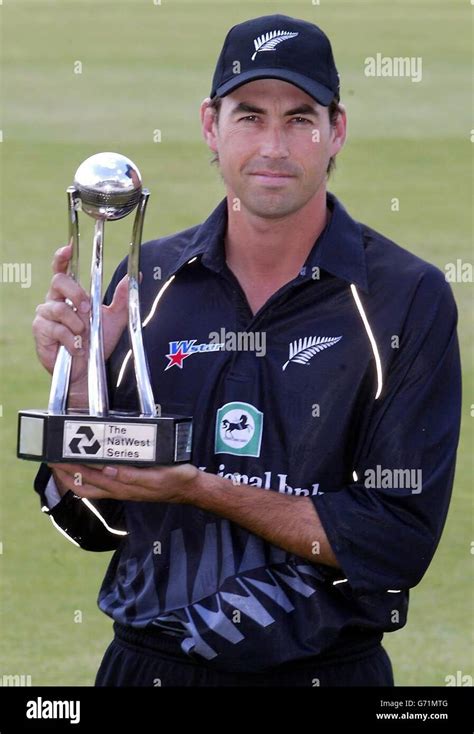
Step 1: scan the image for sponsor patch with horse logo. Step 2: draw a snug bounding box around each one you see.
[215,401,263,457]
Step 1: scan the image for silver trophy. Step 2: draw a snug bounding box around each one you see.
[18,152,192,465]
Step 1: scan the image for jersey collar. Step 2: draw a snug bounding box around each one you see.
[173,192,368,293]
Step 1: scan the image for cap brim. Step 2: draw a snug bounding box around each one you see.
[215,68,335,106]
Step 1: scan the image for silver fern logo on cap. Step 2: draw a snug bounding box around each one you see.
[251,30,299,62]
[282,335,342,371]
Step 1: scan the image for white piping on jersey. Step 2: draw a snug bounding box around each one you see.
[143,274,178,328]
[116,273,176,388]
[81,498,128,536]
[332,577,402,595]
[115,266,382,401]
[43,509,80,547]
[350,284,383,400]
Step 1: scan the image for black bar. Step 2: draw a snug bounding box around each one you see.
[0,686,471,733]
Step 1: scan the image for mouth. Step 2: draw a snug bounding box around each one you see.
[248,172,295,186]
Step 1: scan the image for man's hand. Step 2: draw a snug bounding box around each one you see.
[49,461,339,567]
[49,462,200,503]
[32,243,129,396]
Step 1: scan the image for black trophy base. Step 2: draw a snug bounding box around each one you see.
[17,410,193,466]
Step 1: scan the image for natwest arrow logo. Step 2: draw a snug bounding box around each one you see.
[68,425,101,455]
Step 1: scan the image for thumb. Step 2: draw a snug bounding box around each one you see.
[102,275,129,358]
[102,272,144,358]
[107,271,143,314]
[108,274,129,315]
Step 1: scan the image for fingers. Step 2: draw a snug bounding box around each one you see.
[32,314,86,357]
[33,292,90,359]
[53,467,109,500]
[35,299,88,338]
[51,461,167,492]
[102,462,198,487]
[48,462,199,503]
[48,244,89,306]
[34,246,90,364]
[52,463,130,499]
[51,244,72,275]
[46,271,90,309]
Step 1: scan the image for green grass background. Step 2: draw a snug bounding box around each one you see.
[0,0,472,686]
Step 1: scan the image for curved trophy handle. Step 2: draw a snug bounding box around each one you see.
[127,190,157,417]
[48,187,80,415]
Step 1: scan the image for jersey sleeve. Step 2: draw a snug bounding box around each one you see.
[34,464,127,551]
[31,259,131,552]
[313,268,462,593]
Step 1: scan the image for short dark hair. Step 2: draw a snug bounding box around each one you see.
[208,94,341,176]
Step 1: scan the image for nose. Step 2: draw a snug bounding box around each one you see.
[259,124,289,159]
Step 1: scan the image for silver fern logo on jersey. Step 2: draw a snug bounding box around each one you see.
[282,335,342,371]
[251,30,299,61]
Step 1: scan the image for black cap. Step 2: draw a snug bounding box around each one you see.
[210,14,340,106]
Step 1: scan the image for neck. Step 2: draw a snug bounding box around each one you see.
[225,187,329,285]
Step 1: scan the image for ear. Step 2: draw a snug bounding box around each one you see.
[200,97,219,154]
[329,102,347,158]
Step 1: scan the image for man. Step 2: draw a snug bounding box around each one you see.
[32,15,461,686]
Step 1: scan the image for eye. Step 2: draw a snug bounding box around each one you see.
[291,117,313,125]
[238,115,259,123]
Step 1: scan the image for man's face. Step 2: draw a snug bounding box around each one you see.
[202,79,345,219]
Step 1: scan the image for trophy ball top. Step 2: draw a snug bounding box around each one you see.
[74,152,143,221]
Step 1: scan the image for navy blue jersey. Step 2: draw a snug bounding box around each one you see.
[35,192,461,672]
